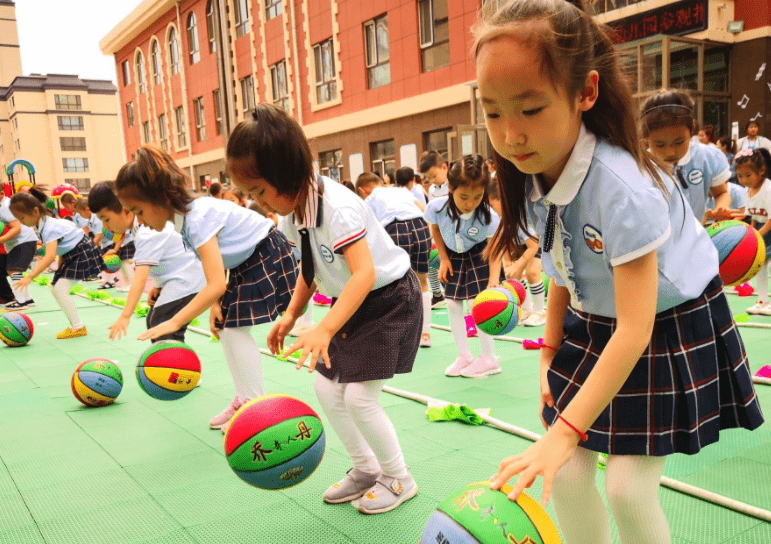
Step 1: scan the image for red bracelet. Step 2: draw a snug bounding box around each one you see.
[540,343,560,353]
[557,414,588,442]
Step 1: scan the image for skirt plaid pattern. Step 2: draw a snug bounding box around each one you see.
[53,237,104,285]
[542,275,764,456]
[218,228,298,329]
[118,241,136,261]
[444,241,504,300]
[384,217,431,274]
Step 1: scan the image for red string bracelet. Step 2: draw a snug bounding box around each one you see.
[540,343,560,353]
[557,414,588,442]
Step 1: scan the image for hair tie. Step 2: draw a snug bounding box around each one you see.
[251,109,259,121]
[642,104,693,117]
[735,149,755,159]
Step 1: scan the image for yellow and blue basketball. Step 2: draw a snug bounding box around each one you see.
[224,394,325,490]
[421,481,562,544]
[71,358,123,407]
[103,254,121,273]
[102,227,115,241]
[472,287,521,336]
[503,279,527,305]
[0,312,34,347]
[136,341,201,400]
[706,220,766,286]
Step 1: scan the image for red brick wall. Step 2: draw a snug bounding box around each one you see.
[736,0,771,31]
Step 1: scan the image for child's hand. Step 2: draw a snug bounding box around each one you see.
[729,209,747,219]
[488,278,501,289]
[286,326,332,373]
[438,260,453,283]
[209,302,223,339]
[710,207,733,222]
[267,313,296,355]
[147,287,161,307]
[108,315,131,341]
[12,276,31,290]
[138,320,179,341]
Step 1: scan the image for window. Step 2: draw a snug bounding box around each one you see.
[423,127,451,160]
[15,139,20,151]
[319,149,344,183]
[55,94,82,110]
[234,0,250,37]
[58,116,84,131]
[187,13,200,64]
[136,51,146,93]
[169,27,180,74]
[65,178,91,193]
[126,102,135,127]
[142,121,151,143]
[313,39,337,104]
[370,139,395,178]
[158,114,169,152]
[175,106,187,148]
[62,158,89,173]
[122,60,131,86]
[270,61,289,112]
[418,0,449,72]
[266,0,283,20]
[60,137,87,152]
[206,1,217,53]
[194,97,207,142]
[151,41,162,85]
[364,15,390,89]
[213,89,223,135]
[240,76,256,112]
[9,97,14,109]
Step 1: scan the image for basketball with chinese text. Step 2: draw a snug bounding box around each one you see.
[136,341,201,400]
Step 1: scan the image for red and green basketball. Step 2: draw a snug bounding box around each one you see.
[35,241,45,257]
[706,220,766,286]
[71,358,123,407]
[429,248,441,270]
[503,279,527,305]
[136,341,201,400]
[472,287,520,336]
[420,481,562,543]
[224,394,325,490]
[0,312,34,347]
[103,254,121,272]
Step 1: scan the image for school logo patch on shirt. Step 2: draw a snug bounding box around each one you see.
[319,245,334,263]
[687,169,704,185]
[583,225,604,254]
[467,227,479,236]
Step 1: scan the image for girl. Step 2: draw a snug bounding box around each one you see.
[227,104,421,515]
[717,135,738,185]
[424,154,503,378]
[697,124,717,147]
[734,148,771,315]
[10,188,103,339]
[473,2,763,543]
[737,120,771,153]
[0,182,39,309]
[641,89,732,221]
[113,145,298,433]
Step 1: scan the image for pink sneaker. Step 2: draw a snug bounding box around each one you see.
[461,355,501,378]
[755,365,771,379]
[209,397,242,429]
[445,353,473,377]
[464,315,477,337]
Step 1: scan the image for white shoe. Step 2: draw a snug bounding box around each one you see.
[758,303,771,316]
[521,312,546,327]
[747,301,770,315]
[116,285,131,293]
[287,322,314,337]
[445,353,473,377]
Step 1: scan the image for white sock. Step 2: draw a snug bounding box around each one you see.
[479,331,496,361]
[120,262,134,286]
[51,279,83,329]
[446,298,471,358]
[606,455,671,544]
[421,291,432,335]
[757,261,769,302]
[529,280,545,313]
[297,302,313,326]
[10,273,27,303]
[428,267,442,296]
[219,327,265,401]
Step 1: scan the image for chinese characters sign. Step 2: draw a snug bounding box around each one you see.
[609,0,708,44]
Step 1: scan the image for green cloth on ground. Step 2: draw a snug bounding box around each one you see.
[426,402,489,426]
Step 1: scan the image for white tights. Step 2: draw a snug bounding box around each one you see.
[756,260,769,302]
[219,327,264,402]
[551,447,671,544]
[51,279,83,329]
[445,298,495,360]
[314,373,408,478]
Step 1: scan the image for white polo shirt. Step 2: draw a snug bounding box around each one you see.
[365,186,423,226]
[0,196,38,251]
[283,175,410,298]
[410,184,428,205]
[428,182,449,201]
[676,141,731,217]
[35,216,85,255]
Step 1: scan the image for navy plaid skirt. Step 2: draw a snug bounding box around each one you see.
[444,241,504,300]
[384,217,431,275]
[53,236,104,285]
[543,275,764,456]
[118,241,136,261]
[218,228,298,329]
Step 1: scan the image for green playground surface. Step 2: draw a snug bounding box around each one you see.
[1,278,770,544]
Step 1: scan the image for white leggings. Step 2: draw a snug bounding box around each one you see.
[551,447,670,544]
[51,279,83,328]
[756,260,769,302]
[314,373,408,478]
[219,327,264,402]
[446,298,495,360]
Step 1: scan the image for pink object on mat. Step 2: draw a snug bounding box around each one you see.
[755,365,771,379]
[735,283,755,297]
[464,314,477,337]
[522,338,542,350]
[312,292,331,306]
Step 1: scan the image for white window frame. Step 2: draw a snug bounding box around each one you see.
[175,106,186,148]
[122,60,131,86]
[151,40,162,85]
[240,76,256,112]
[194,97,207,142]
[266,0,283,20]
[158,114,169,152]
[169,27,180,74]
[187,12,201,65]
[213,89,223,135]
[313,39,337,104]
[418,0,434,48]
[206,1,217,53]
[270,61,290,112]
[136,52,146,94]
[234,0,250,37]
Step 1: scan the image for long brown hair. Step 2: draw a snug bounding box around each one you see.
[473,0,667,258]
[114,145,193,214]
[444,154,492,226]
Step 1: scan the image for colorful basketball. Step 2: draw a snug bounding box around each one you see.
[35,241,45,257]
[0,220,7,237]
[429,248,440,270]
[102,228,115,241]
[225,394,325,490]
[472,287,520,336]
[0,312,34,347]
[71,358,123,407]
[421,481,562,543]
[103,254,121,273]
[706,220,766,286]
[136,341,201,400]
[503,279,527,305]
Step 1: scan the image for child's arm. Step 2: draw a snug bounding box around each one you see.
[93,232,103,246]
[413,199,426,212]
[709,182,732,221]
[757,218,771,238]
[487,248,503,289]
[13,240,58,289]
[105,234,123,256]
[267,270,316,354]
[285,237,375,373]
[108,265,150,340]
[137,237,226,340]
[505,238,538,281]
[430,223,453,282]
[491,250,659,506]
[0,220,21,245]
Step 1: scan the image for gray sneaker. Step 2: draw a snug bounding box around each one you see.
[323,468,381,504]
[352,472,418,514]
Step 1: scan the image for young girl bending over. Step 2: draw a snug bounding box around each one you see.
[227,104,422,515]
[114,146,298,432]
[425,154,503,378]
[10,188,103,338]
[734,148,771,315]
[473,1,763,543]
